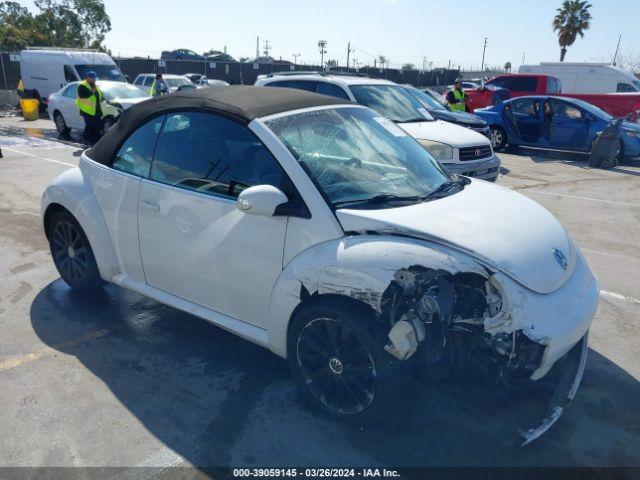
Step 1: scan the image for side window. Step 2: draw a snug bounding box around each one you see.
[511,99,537,115]
[316,82,350,100]
[547,77,561,93]
[64,65,78,82]
[144,76,154,86]
[149,112,289,199]
[488,77,507,89]
[286,80,317,92]
[507,77,537,92]
[134,77,143,85]
[617,82,635,93]
[266,80,290,88]
[552,101,583,120]
[63,84,77,98]
[112,115,165,177]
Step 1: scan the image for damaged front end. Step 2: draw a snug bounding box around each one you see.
[378,265,588,446]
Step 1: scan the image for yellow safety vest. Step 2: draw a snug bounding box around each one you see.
[75,80,103,116]
[449,88,467,112]
[150,79,163,96]
[17,79,24,93]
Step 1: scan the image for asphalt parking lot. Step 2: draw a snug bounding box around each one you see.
[1,116,639,470]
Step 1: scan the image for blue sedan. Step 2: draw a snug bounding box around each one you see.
[475,96,640,160]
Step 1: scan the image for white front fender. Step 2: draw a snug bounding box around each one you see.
[266,234,488,358]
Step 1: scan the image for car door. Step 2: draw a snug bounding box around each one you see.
[59,84,84,129]
[137,111,291,327]
[508,98,542,144]
[84,115,165,284]
[549,100,590,149]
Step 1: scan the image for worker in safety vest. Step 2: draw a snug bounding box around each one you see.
[446,78,468,112]
[75,71,103,145]
[149,73,168,97]
[17,77,25,98]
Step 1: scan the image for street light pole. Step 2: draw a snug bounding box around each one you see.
[481,37,488,72]
[318,40,327,70]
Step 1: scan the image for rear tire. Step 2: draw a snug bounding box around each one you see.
[287,297,409,425]
[48,211,103,291]
[490,126,507,150]
[54,111,70,135]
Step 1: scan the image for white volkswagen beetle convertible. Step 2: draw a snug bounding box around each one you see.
[41,87,598,445]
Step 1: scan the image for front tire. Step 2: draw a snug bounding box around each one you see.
[54,111,70,135]
[490,126,507,150]
[48,211,102,291]
[288,297,409,424]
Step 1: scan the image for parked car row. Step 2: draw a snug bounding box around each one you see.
[255,72,501,181]
[475,95,640,158]
[465,74,640,121]
[47,80,150,135]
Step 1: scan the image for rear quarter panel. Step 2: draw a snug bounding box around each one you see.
[42,165,120,281]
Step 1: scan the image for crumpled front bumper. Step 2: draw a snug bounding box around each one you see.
[519,332,589,446]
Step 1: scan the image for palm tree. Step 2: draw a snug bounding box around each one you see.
[553,0,592,61]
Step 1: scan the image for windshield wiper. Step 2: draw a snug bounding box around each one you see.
[333,194,425,208]
[395,117,430,123]
[425,177,469,198]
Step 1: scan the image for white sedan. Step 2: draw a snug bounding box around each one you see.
[47,80,150,134]
[41,86,598,445]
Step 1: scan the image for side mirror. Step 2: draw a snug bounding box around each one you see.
[237,185,288,217]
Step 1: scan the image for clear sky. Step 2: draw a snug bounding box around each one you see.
[21,0,640,69]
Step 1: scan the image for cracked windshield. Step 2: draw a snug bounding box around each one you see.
[266,107,449,208]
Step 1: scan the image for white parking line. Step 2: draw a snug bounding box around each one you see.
[581,248,640,263]
[1,145,77,168]
[526,190,640,208]
[601,290,640,306]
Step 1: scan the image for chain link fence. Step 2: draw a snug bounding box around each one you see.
[1,51,461,93]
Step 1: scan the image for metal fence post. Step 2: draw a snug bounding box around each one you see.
[0,52,8,90]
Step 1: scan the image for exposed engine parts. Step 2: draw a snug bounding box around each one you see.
[380,266,544,384]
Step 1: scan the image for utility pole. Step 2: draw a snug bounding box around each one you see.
[612,34,622,66]
[262,40,271,58]
[481,37,488,72]
[318,40,327,69]
[346,42,353,72]
[293,53,301,65]
[256,37,259,58]
[521,51,526,65]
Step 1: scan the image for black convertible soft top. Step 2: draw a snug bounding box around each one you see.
[87,85,352,165]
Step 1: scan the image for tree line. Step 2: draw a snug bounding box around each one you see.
[0,0,111,51]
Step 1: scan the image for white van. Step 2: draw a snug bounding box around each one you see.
[519,62,640,94]
[20,48,126,100]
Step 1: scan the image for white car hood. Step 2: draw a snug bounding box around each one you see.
[114,97,148,109]
[336,179,576,294]
[399,120,490,148]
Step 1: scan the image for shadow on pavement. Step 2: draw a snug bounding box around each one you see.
[30,280,640,468]
[501,146,640,177]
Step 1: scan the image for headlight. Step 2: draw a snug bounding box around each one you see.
[419,140,454,160]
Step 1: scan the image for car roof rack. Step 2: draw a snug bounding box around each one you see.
[265,70,369,78]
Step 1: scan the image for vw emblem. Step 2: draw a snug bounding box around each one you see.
[475,148,481,156]
[553,248,568,270]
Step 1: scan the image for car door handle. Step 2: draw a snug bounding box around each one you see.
[140,200,160,212]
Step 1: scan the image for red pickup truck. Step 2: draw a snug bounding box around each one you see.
[466,74,640,119]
